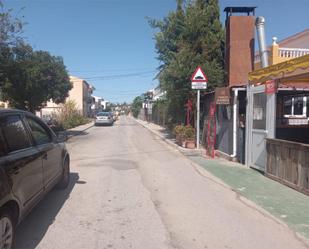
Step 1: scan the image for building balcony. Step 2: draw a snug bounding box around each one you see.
[254,37,309,70]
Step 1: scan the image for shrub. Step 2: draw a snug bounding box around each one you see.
[173,124,185,136]
[55,100,89,130]
[183,125,195,140]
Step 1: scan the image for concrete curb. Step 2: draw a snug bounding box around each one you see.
[60,121,94,140]
[133,118,203,156]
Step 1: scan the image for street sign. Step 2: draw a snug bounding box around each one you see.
[191,66,208,90]
[215,87,230,105]
[265,80,277,94]
[191,66,208,82]
[190,66,208,149]
[192,82,207,89]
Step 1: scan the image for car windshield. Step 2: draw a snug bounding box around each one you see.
[96,112,110,117]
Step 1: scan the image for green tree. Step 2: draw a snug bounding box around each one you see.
[1,43,72,112]
[0,1,23,47]
[131,95,144,118]
[150,0,225,126]
[0,1,24,89]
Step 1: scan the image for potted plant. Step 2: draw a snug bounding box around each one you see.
[183,125,196,149]
[173,124,185,145]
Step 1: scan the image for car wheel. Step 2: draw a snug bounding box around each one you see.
[56,158,70,190]
[0,208,15,249]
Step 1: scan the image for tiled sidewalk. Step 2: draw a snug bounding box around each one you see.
[134,118,309,240]
[190,156,309,239]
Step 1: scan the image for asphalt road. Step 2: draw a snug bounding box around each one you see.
[14,116,309,249]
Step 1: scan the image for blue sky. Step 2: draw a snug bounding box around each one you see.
[4,0,309,103]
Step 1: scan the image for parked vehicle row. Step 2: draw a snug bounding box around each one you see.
[0,109,70,249]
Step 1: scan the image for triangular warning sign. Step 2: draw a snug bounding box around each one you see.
[191,66,208,82]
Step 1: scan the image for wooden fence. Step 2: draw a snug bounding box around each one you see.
[266,138,309,195]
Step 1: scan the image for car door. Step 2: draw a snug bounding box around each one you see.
[0,114,44,209]
[24,116,63,190]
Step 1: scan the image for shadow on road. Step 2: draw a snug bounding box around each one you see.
[65,130,89,137]
[14,172,80,249]
[55,124,94,140]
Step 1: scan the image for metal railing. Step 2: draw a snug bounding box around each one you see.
[254,47,309,63]
[278,47,309,59]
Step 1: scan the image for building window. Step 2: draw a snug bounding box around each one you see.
[307,99,309,117]
[253,92,267,130]
[294,97,303,115]
[283,95,308,118]
[283,97,292,115]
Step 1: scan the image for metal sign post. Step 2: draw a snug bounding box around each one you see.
[191,66,208,150]
[196,90,200,149]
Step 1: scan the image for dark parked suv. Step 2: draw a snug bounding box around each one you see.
[0,109,70,249]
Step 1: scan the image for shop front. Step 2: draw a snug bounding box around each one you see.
[247,54,309,194]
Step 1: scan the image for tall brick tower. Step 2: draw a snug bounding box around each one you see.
[224,7,256,87]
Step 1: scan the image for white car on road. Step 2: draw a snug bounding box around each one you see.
[94,112,114,126]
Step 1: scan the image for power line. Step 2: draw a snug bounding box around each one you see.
[69,67,155,73]
[9,0,172,4]
[80,70,156,80]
